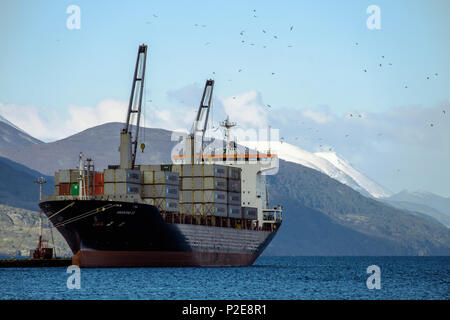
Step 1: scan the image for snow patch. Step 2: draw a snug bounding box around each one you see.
[241,141,392,198]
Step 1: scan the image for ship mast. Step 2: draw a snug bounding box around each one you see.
[120,44,148,169]
[220,116,236,156]
[34,177,46,254]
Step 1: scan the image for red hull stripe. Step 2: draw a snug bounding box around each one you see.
[72,250,259,267]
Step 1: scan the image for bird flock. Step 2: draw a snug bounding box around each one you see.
[144,9,446,151]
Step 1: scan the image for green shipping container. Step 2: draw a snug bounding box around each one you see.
[161,164,172,171]
[70,183,80,195]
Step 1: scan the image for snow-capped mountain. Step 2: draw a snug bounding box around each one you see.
[241,141,392,198]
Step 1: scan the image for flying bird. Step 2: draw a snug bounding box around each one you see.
[290,26,294,31]
[238,69,242,72]
[430,123,434,127]
[363,69,367,72]
[271,72,275,75]
[262,30,266,33]
[443,110,446,114]
[153,14,158,18]
[273,35,278,39]
[267,104,271,108]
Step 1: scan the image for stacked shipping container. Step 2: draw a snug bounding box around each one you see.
[141,166,179,212]
[53,164,258,222]
[177,164,242,218]
[104,169,142,195]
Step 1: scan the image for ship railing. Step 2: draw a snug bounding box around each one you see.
[262,207,283,223]
[40,194,142,203]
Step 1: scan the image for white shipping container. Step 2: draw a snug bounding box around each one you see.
[153,171,179,185]
[203,177,227,190]
[104,169,141,183]
[194,190,227,204]
[104,169,116,183]
[54,171,60,185]
[139,165,162,172]
[143,171,154,184]
[58,170,71,183]
[193,177,203,190]
[193,164,227,178]
[155,185,179,199]
[228,205,242,219]
[70,170,81,183]
[105,182,141,195]
[181,177,193,190]
[181,164,194,177]
[104,182,115,195]
[180,190,193,202]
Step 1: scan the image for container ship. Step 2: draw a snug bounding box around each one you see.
[39,44,282,267]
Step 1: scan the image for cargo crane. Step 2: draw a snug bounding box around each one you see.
[186,79,214,164]
[120,44,148,169]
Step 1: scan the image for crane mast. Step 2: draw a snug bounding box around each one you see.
[120,44,147,169]
[186,79,214,164]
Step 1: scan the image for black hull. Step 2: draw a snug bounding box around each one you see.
[40,199,277,267]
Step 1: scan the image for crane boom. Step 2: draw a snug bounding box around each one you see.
[120,44,147,169]
[190,79,214,163]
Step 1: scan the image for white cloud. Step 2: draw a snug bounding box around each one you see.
[0,98,197,141]
[302,108,334,124]
[221,90,269,129]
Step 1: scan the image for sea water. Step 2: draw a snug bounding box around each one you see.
[0,256,448,300]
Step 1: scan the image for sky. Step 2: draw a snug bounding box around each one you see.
[0,0,449,197]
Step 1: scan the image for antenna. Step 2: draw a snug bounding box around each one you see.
[220,116,236,155]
